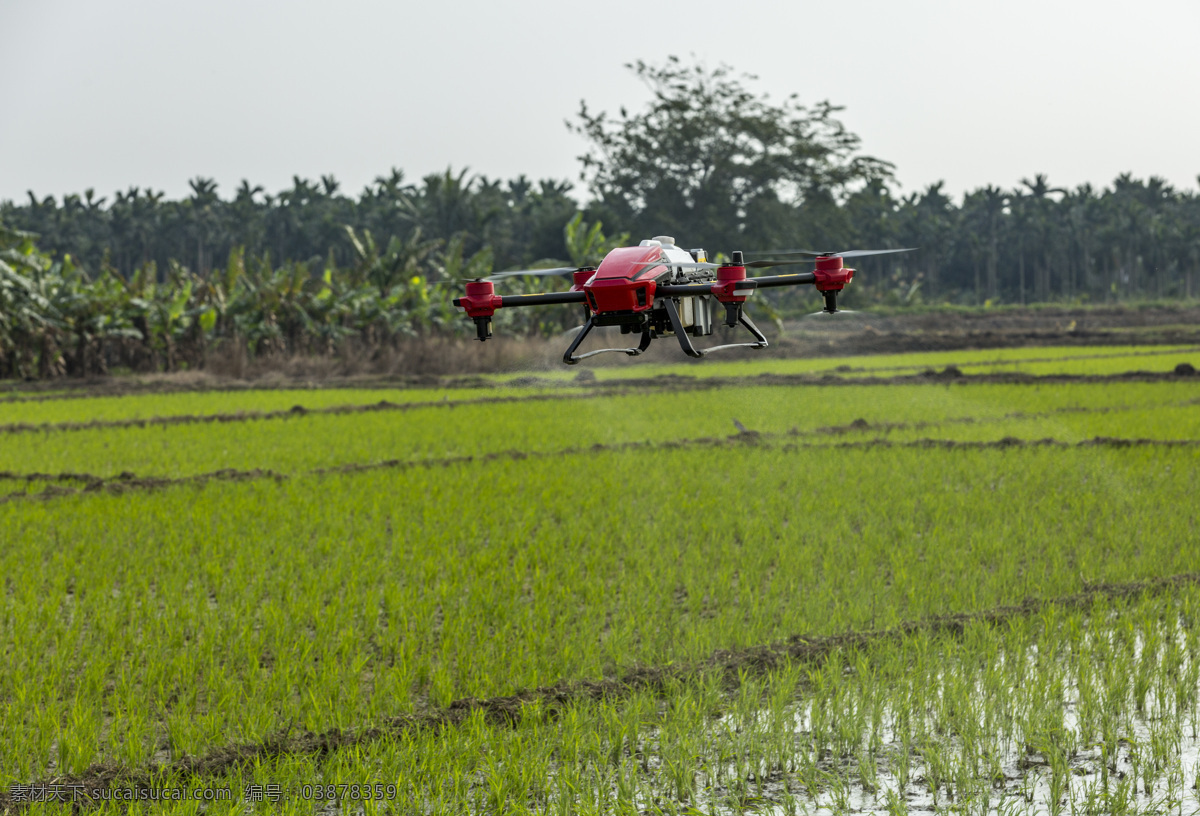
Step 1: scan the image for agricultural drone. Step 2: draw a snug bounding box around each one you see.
[453,237,915,364]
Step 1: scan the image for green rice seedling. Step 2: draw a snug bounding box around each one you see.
[883,786,907,815]
[920,735,950,807]
[580,343,1200,384]
[98,588,1200,812]
[4,377,1197,479]
[794,736,822,801]
[4,351,1200,811]
[0,384,544,426]
[1042,738,1070,816]
[889,737,914,796]
[819,766,852,813]
[856,746,879,796]
[995,795,1028,816]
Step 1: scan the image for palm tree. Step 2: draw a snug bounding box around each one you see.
[961,186,1006,303]
[186,177,221,275]
[1018,174,1067,301]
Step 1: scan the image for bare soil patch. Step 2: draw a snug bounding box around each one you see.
[770,304,1200,358]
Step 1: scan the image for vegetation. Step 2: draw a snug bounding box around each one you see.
[280,591,1200,816]
[2,374,1199,478]
[0,346,1198,812]
[571,57,895,252]
[0,221,593,379]
[3,59,1198,380]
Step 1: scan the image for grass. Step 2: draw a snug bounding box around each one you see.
[2,344,1199,814]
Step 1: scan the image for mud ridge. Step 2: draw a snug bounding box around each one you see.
[0,372,512,403]
[809,345,1200,376]
[0,391,619,437]
[0,467,285,505]
[3,433,1198,509]
[9,572,1199,810]
[3,344,1191,403]
[5,365,1200,438]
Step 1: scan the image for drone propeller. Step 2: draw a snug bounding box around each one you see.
[634,248,915,272]
[805,308,860,317]
[834,248,917,259]
[747,247,917,260]
[631,259,722,271]
[458,266,583,283]
[745,248,826,258]
[632,258,814,271]
[744,258,818,269]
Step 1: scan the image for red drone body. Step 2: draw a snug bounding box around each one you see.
[453,238,911,364]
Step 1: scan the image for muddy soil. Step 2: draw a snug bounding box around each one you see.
[772,303,1200,357]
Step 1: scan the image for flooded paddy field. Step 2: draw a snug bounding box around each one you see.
[2,344,1198,814]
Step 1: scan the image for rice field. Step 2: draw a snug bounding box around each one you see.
[2,344,1199,814]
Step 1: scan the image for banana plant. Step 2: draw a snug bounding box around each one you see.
[0,226,69,377]
[563,212,629,268]
[344,225,442,297]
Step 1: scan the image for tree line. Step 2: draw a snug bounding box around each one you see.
[2,58,1197,379]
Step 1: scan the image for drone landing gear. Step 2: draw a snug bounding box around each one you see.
[563,317,653,365]
[662,299,767,357]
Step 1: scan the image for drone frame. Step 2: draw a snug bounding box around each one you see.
[454,246,910,365]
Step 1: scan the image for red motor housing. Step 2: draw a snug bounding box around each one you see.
[813,256,855,292]
[571,268,596,291]
[456,279,503,318]
[711,264,749,303]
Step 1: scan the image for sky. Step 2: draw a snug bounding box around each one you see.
[2,0,1198,206]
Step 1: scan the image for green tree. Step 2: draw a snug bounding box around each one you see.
[571,56,893,251]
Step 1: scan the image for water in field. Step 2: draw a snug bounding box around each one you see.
[742,707,1200,815]
[683,617,1200,815]
[514,604,1200,816]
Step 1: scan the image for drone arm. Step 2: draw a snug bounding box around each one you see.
[746,271,817,288]
[660,266,821,330]
[656,271,819,299]
[499,291,587,307]
[454,281,588,341]
[452,290,586,310]
[743,270,844,313]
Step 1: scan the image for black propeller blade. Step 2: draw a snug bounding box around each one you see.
[632,258,812,270]
[745,248,826,257]
[459,266,584,283]
[630,247,916,273]
[744,247,917,260]
[489,266,581,280]
[630,259,722,270]
[805,308,860,317]
[834,248,918,259]
[744,258,817,269]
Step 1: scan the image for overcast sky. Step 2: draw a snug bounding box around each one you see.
[3,0,1198,206]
